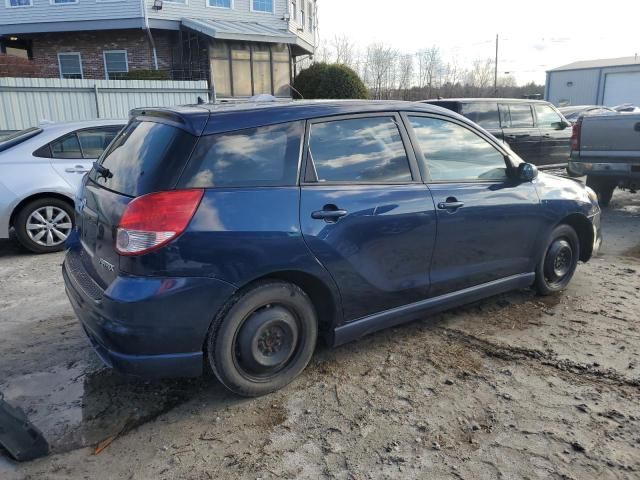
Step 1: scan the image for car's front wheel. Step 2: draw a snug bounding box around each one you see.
[14,198,74,254]
[207,280,318,397]
[535,224,580,295]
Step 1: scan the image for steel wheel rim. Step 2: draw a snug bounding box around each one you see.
[233,303,302,382]
[544,238,573,284]
[26,206,72,247]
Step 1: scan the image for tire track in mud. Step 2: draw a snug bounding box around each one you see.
[437,327,640,389]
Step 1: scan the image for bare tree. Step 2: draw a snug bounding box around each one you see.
[417,46,441,97]
[396,54,414,100]
[467,58,495,95]
[362,43,398,99]
[332,34,356,68]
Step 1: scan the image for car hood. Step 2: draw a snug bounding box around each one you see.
[535,172,599,216]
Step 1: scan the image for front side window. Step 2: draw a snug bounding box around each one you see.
[179,122,303,188]
[209,0,231,7]
[58,53,82,79]
[252,0,273,12]
[103,51,128,80]
[409,116,507,182]
[507,104,534,128]
[7,0,32,6]
[461,102,500,129]
[308,116,412,183]
[534,104,564,129]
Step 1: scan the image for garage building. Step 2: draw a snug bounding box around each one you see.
[545,55,640,107]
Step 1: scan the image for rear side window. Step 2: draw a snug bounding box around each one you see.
[77,128,120,158]
[461,102,500,129]
[51,134,82,159]
[307,116,412,183]
[534,104,563,128]
[507,104,534,128]
[179,121,303,188]
[92,121,196,196]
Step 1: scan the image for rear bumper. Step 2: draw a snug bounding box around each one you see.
[63,247,237,378]
[568,160,640,180]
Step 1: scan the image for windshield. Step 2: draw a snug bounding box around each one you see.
[0,127,43,153]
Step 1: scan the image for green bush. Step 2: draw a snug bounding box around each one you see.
[124,69,170,80]
[293,63,367,99]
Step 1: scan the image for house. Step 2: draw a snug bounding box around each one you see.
[545,55,640,107]
[0,0,317,98]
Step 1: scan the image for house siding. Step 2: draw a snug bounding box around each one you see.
[0,0,142,27]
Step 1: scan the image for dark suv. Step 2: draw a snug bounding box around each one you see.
[423,99,572,168]
[63,100,601,397]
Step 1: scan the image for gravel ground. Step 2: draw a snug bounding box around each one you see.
[0,189,639,480]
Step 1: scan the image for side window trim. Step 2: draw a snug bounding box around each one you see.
[401,112,512,185]
[300,112,422,186]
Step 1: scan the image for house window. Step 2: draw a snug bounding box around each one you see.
[7,0,32,6]
[58,53,83,79]
[252,0,273,12]
[209,0,231,7]
[290,0,296,21]
[308,2,314,32]
[103,51,128,80]
[51,0,78,4]
[300,2,305,28]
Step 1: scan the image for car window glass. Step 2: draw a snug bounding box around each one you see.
[409,116,507,182]
[51,134,82,159]
[461,102,500,129]
[508,104,534,128]
[308,116,412,183]
[180,121,303,188]
[77,128,120,159]
[534,104,563,128]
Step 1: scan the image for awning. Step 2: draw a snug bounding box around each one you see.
[181,18,313,55]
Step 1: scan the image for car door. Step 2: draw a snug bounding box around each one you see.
[404,113,543,297]
[533,103,571,167]
[299,113,437,321]
[500,103,542,164]
[49,127,121,191]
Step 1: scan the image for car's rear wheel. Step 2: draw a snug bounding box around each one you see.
[535,224,580,296]
[14,198,74,254]
[207,280,318,397]
[586,175,616,207]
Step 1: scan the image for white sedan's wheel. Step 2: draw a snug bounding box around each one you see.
[15,198,74,253]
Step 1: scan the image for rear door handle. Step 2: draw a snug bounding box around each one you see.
[311,207,348,222]
[437,200,465,210]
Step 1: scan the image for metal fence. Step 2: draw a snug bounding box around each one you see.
[0,77,210,130]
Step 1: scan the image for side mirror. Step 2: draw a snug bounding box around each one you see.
[518,162,538,182]
[552,121,569,130]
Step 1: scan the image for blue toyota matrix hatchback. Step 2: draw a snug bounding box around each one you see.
[63,100,602,396]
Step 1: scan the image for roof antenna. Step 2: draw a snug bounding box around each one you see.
[288,84,304,99]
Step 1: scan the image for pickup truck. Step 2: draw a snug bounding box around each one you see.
[568,113,640,206]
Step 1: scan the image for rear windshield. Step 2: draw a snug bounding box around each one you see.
[0,127,43,153]
[461,103,500,129]
[90,121,196,196]
[178,121,303,188]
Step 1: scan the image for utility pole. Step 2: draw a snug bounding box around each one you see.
[494,34,499,96]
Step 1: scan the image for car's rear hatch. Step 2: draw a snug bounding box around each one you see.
[75,111,205,287]
[579,113,640,164]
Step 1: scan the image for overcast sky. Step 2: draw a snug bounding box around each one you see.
[316,0,640,85]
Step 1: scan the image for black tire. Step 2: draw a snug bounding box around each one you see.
[586,175,616,207]
[535,224,580,296]
[206,280,318,397]
[14,197,74,254]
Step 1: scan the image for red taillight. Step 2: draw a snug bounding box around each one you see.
[570,120,581,152]
[116,189,204,256]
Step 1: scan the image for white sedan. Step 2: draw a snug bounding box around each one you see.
[0,120,125,253]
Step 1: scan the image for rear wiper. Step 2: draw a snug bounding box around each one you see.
[93,162,113,179]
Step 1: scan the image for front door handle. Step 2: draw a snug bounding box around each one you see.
[311,206,348,222]
[437,199,465,210]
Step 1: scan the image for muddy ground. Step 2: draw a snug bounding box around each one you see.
[1,189,639,480]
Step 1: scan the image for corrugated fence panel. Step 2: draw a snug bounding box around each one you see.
[0,78,210,130]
